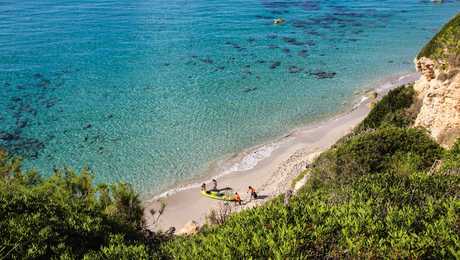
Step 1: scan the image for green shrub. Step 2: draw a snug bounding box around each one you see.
[311,126,443,185]
[450,138,460,156]
[418,12,460,68]
[0,150,156,259]
[357,84,415,132]
[83,234,150,260]
[163,170,459,259]
[439,138,460,175]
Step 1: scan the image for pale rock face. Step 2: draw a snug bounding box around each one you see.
[177,220,199,235]
[413,57,460,148]
[415,57,436,81]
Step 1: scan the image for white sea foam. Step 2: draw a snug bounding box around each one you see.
[149,142,282,201]
[222,143,279,174]
[352,96,369,110]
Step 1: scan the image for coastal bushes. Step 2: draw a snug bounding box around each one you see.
[418,12,460,67]
[308,126,443,189]
[439,138,460,175]
[0,150,157,259]
[357,84,416,131]
[163,168,459,258]
[334,126,442,176]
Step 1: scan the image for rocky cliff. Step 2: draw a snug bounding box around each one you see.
[412,13,460,148]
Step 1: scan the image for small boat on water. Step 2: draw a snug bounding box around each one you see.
[273,18,285,25]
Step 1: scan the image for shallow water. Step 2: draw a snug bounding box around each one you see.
[0,0,459,195]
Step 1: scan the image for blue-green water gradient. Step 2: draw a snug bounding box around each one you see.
[1,0,459,195]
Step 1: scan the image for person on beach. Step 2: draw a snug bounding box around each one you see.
[211,179,218,191]
[234,192,242,205]
[248,186,258,201]
[201,183,206,192]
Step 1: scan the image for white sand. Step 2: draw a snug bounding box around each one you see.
[143,72,420,233]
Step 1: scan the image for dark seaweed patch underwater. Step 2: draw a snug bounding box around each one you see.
[0,0,459,193]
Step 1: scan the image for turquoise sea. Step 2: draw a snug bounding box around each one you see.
[1,0,459,196]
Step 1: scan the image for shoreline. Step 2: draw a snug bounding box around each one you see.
[143,72,420,232]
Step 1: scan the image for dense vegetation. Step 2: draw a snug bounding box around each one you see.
[0,151,160,259]
[162,85,460,258]
[356,84,416,131]
[418,12,460,67]
[164,168,459,258]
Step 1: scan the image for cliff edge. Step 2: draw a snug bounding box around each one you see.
[413,13,460,148]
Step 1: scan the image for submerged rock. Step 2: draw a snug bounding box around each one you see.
[243,87,258,93]
[307,30,321,36]
[301,0,320,10]
[292,20,309,28]
[0,131,20,141]
[11,97,21,102]
[308,70,337,79]
[304,40,316,46]
[255,15,273,20]
[16,119,28,129]
[33,73,43,79]
[298,49,308,58]
[1,134,45,160]
[37,79,51,88]
[199,58,214,64]
[288,66,303,73]
[13,138,45,160]
[282,37,304,46]
[270,61,281,69]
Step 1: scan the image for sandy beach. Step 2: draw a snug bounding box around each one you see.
[143,72,420,233]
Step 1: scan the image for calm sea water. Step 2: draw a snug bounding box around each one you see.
[0,0,459,195]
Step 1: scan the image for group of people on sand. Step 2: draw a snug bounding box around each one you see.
[201,179,258,205]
